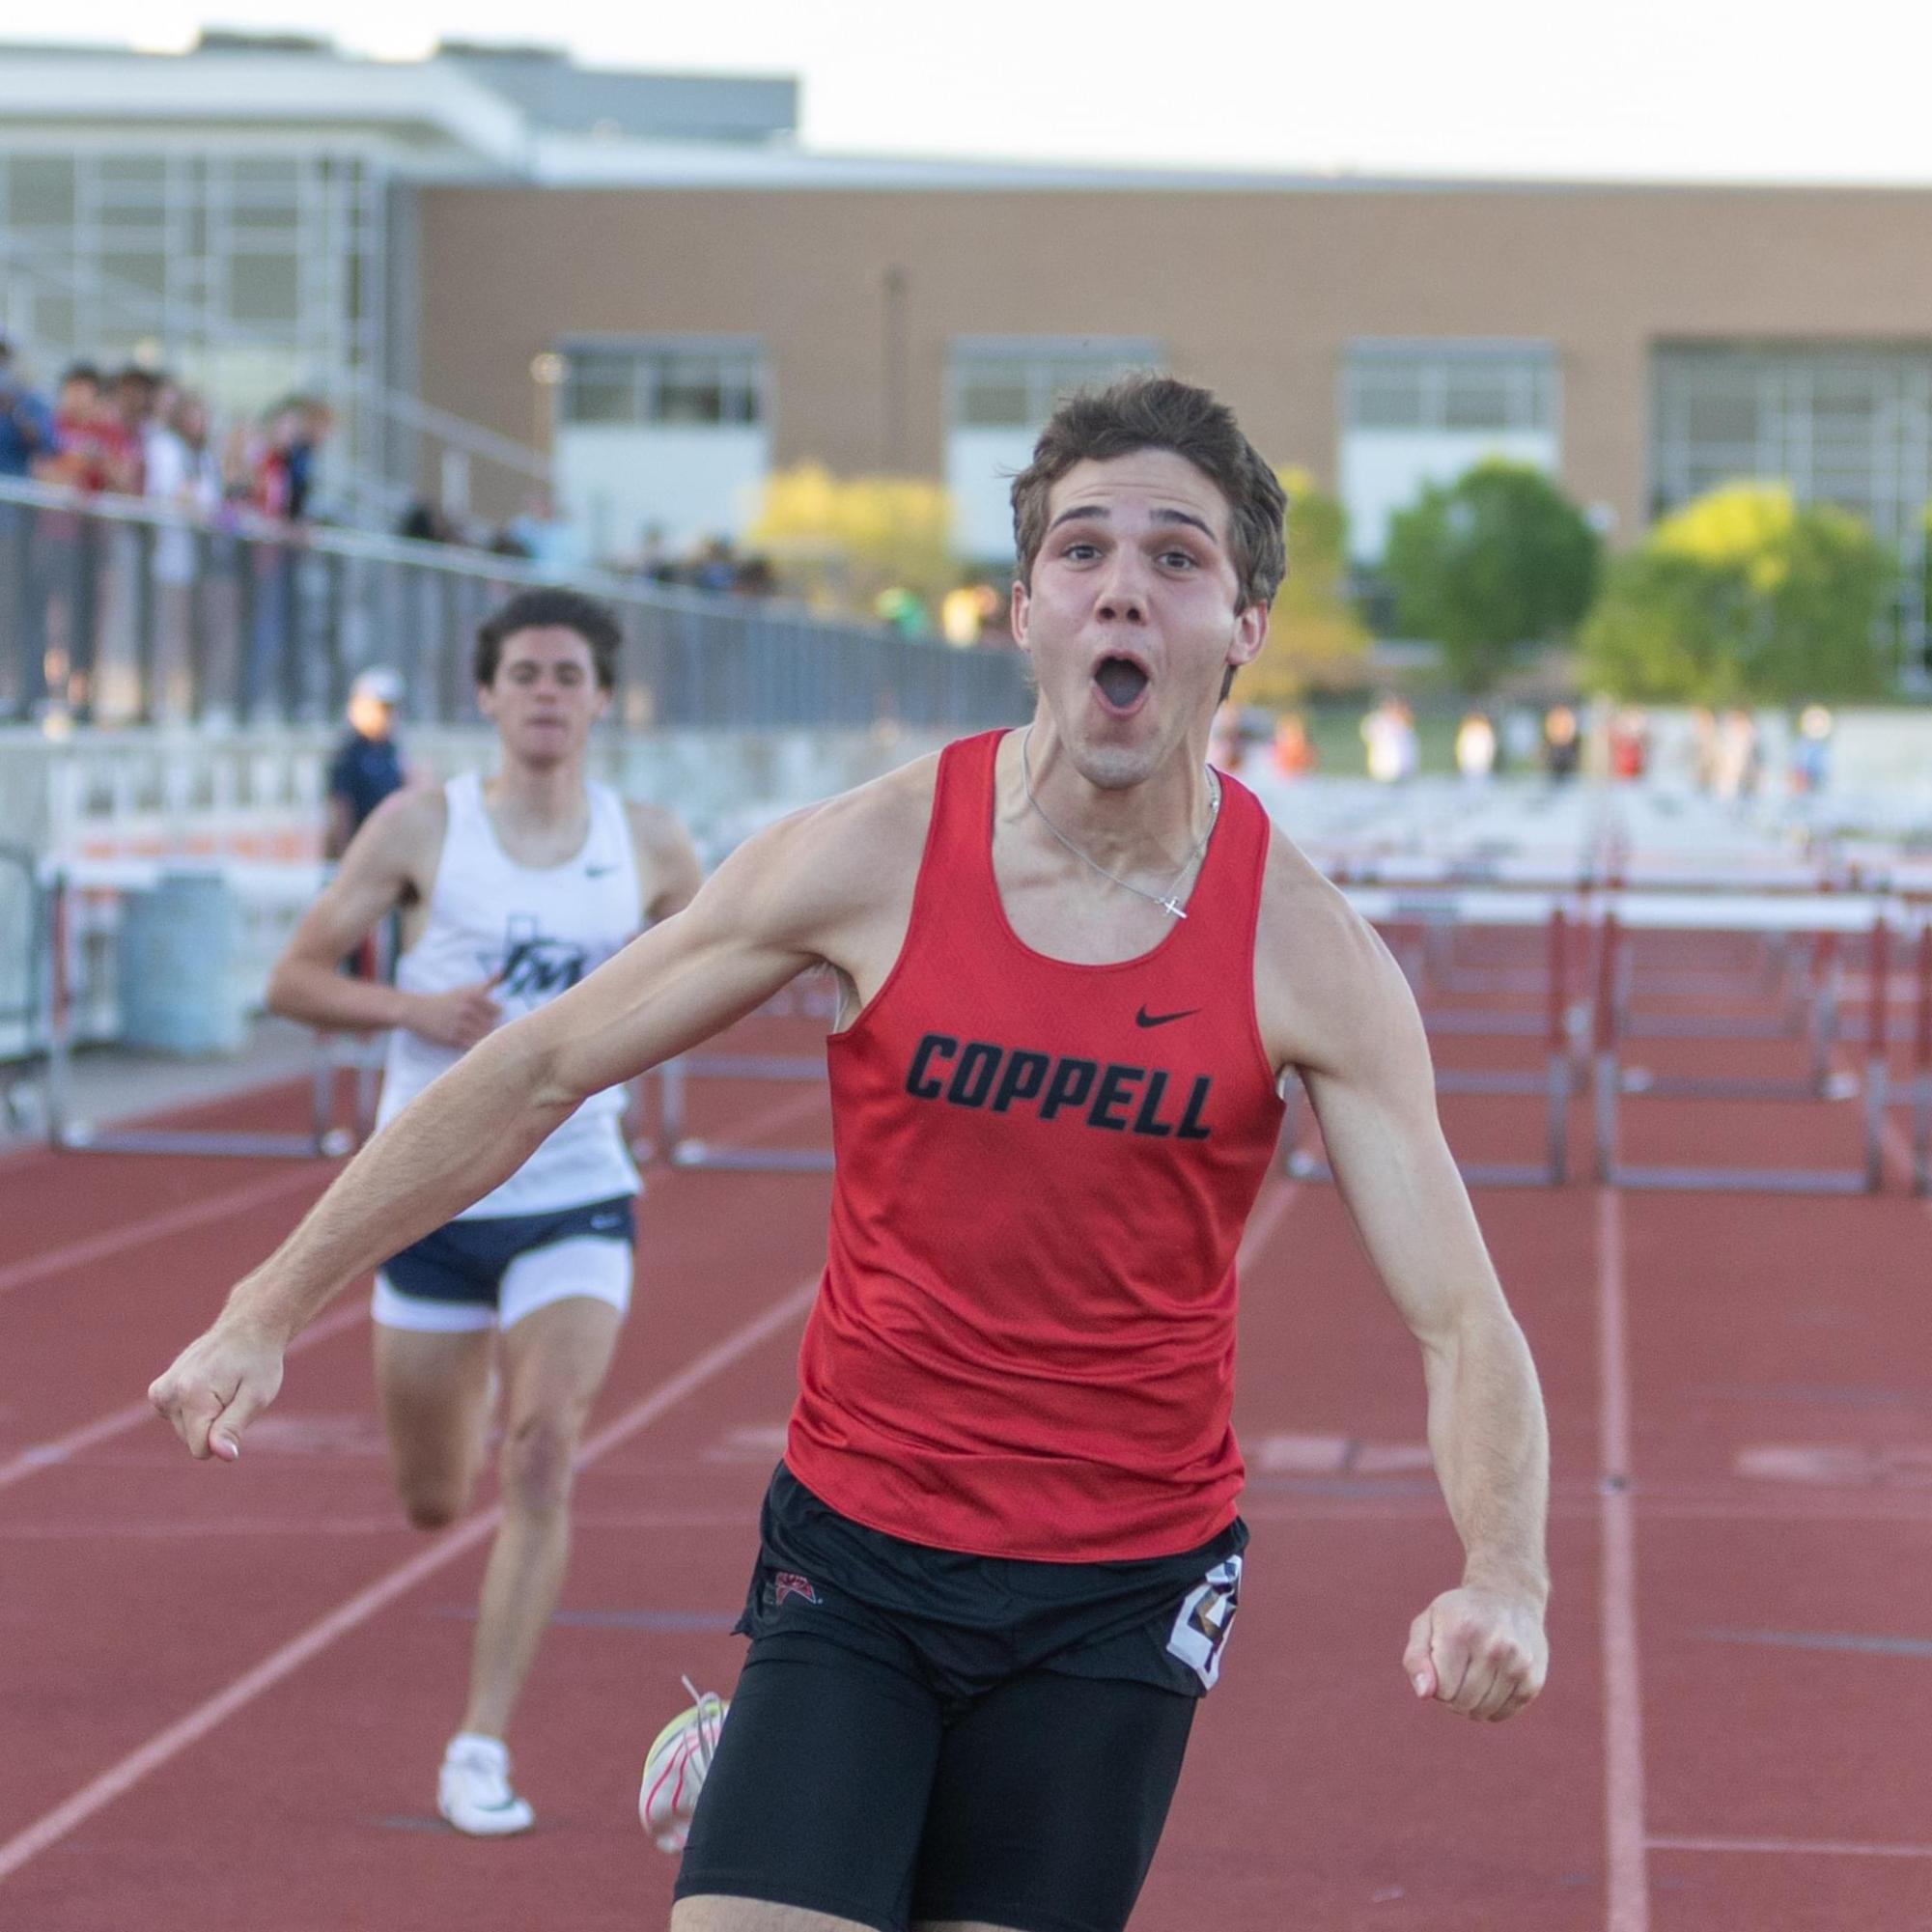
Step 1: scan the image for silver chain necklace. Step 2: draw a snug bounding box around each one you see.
[1020,726,1220,920]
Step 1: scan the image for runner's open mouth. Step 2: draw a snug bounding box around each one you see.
[1094,657,1150,708]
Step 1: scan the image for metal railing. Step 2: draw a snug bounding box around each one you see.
[0,477,1032,735]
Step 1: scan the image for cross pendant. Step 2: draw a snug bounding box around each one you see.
[1161,899,1188,919]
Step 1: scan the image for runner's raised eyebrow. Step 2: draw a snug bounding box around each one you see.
[1047,505,1218,540]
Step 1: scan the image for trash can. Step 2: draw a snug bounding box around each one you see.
[116,870,244,1054]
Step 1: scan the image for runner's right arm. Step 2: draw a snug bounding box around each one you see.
[149,783,901,1462]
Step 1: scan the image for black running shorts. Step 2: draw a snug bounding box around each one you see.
[673,1464,1247,1932]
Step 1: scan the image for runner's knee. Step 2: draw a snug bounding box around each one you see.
[499,1410,579,1516]
[398,1476,468,1531]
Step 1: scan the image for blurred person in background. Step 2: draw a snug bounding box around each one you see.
[1713,708,1760,804]
[1688,707,1720,794]
[1362,693,1416,783]
[0,336,53,480]
[1790,705,1834,797]
[44,364,140,494]
[1499,705,1540,775]
[1272,712,1317,777]
[106,366,159,493]
[506,491,588,575]
[398,498,458,546]
[940,576,1000,646]
[1454,710,1497,784]
[874,582,928,635]
[1609,708,1650,783]
[250,403,300,519]
[146,388,223,721]
[286,398,333,522]
[0,338,56,704]
[327,666,411,859]
[1542,705,1581,782]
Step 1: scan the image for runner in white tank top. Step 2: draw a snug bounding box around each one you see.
[376,768,642,1218]
[248,590,702,1836]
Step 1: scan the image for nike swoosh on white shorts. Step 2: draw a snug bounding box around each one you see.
[639,1678,729,1853]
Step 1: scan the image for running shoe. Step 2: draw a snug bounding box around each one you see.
[638,1677,728,1853]
[438,1732,535,1837]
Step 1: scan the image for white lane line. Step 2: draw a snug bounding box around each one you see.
[0,1271,819,1886]
[0,1165,322,1299]
[1649,1835,1932,1860]
[1598,1186,1650,1932]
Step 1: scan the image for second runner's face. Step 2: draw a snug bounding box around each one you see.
[1014,450,1267,790]
[478,627,608,768]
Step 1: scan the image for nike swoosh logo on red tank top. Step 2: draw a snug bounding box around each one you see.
[1135,1005,1199,1028]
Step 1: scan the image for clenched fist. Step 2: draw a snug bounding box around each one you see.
[406,978,500,1050]
[148,1316,287,1464]
[1404,1586,1548,1722]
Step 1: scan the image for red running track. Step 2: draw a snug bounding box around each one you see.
[2,1012,1930,1930]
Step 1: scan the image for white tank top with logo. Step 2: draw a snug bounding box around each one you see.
[377,770,643,1218]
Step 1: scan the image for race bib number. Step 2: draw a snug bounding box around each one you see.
[1166,1554,1243,1690]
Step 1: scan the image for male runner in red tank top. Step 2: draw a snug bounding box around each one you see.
[153,377,1549,1932]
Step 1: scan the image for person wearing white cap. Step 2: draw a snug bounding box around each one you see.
[327,666,410,859]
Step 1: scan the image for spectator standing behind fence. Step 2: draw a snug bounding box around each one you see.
[1713,709,1760,805]
[1543,705,1581,782]
[285,399,333,522]
[1362,694,1417,783]
[1790,706,1834,797]
[0,337,53,479]
[1609,709,1650,783]
[45,364,140,494]
[327,668,410,859]
[1454,711,1497,784]
[1272,713,1317,777]
[146,388,222,722]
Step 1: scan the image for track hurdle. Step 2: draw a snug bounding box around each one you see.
[1592,894,1894,1193]
[1285,894,1575,1188]
[646,976,839,1172]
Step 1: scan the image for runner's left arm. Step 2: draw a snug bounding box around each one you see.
[1268,874,1550,1723]
[626,799,704,922]
[149,792,875,1463]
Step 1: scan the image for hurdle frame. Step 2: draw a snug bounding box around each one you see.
[1591,896,1893,1194]
[1284,897,1576,1189]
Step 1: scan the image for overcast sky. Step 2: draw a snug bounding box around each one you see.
[31,1,1932,182]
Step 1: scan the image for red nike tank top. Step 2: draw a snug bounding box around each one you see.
[785,729,1286,1561]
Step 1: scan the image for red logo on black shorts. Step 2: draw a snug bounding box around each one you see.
[772,1571,821,1608]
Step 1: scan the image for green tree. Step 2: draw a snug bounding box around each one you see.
[747,464,957,619]
[1238,467,1370,707]
[1578,484,1893,702]
[1383,461,1602,690]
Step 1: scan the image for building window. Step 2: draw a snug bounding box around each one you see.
[947,337,1162,431]
[559,339,766,429]
[1652,342,1932,545]
[944,338,1162,558]
[1338,340,1561,564]
[1343,341,1555,435]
